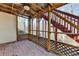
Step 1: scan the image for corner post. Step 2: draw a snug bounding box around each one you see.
[46,6,51,51]
[36,15,40,43]
[16,16,18,41]
[28,17,31,40]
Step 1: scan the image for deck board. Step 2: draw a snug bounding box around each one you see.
[0,40,57,56]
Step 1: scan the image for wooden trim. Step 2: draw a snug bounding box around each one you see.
[0,41,17,46]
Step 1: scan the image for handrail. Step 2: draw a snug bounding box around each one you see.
[54,9,79,19]
[52,11,79,30]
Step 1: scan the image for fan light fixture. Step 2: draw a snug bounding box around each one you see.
[24,6,30,10]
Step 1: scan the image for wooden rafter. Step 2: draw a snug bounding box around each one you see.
[0,5,17,15]
[33,3,67,18]
[0,3,30,17]
[0,3,20,12]
[32,4,44,12]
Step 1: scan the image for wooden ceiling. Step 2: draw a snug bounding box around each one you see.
[0,3,67,18]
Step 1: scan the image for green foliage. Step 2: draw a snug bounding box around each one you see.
[18,29,25,34]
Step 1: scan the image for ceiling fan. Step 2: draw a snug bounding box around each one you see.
[11,3,30,16]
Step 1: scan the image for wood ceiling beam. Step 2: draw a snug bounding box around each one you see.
[29,3,45,18]
[26,3,67,18]
[0,3,30,17]
[33,3,46,17]
[0,3,20,12]
[28,4,38,18]
[30,3,47,17]
[50,3,67,9]
[34,3,67,18]
[0,5,29,18]
[32,4,44,12]
[20,4,35,17]
[0,3,43,18]
[0,3,67,18]
[0,5,17,15]
[8,4,30,17]
[0,9,15,15]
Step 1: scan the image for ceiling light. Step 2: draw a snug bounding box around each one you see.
[24,6,30,10]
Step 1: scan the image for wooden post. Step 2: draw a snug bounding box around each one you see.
[36,16,40,43]
[28,17,31,40]
[54,27,58,49]
[32,18,33,40]
[46,6,51,51]
[77,20,79,33]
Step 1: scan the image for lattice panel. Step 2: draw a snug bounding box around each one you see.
[28,34,79,56]
[31,35,37,42]
[29,35,47,48]
[39,38,47,48]
[50,40,79,56]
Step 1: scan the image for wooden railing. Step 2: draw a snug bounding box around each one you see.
[53,9,79,34]
[50,40,79,56]
[43,9,79,42]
